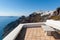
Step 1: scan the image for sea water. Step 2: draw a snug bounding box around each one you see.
[0,16,19,40]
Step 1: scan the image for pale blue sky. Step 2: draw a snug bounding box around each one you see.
[0,0,60,16]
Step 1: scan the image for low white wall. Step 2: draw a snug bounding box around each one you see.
[3,24,24,40]
[24,22,44,27]
[45,20,60,31]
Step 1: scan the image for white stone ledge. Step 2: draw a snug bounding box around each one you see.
[24,22,44,27]
[45,20,60,31]
[3,24,24,40]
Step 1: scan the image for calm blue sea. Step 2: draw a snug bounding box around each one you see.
[0,16,19,40]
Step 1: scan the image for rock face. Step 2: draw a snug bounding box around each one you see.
[56,7,60,15]
[52,7,60,16]
[50,7,60,20]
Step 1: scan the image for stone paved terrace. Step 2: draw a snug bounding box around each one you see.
[25,27,55,40]
[15,27,60,40]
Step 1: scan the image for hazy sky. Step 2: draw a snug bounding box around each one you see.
[0,0,60,16]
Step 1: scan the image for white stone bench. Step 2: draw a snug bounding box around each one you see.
[41,25,55,36]
[45,20,60,34]
[45,20,60,30]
